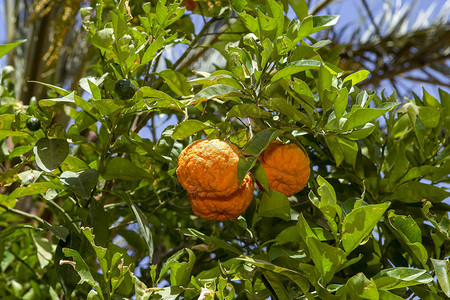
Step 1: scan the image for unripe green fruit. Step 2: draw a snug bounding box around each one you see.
[114,79,136,100]
[26,117,41,131]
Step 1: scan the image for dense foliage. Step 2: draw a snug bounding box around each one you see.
[0,0,449,299]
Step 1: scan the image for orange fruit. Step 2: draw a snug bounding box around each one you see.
[259,140,310,196]
[177,139,241,197]
[188,173,254,220]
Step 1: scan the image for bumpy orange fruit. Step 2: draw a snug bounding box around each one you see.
[188,173,254,221]
[259,140,310,196]
[177,139,241,197]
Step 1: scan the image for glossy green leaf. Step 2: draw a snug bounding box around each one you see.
[192,84,243,102]
[343,102,398,130]
[431,259,450,297]
[180,228,241,255]
[343,273,379,299]
[306,236,346,284]
[388,212,428,268]
[142,35,164,65]
[259,190,291,220]
[32,233,53,268]
[62,248,104,299]
[342,202,390,253]
[384,182,450,203]
[271,60,321,82]
[60,169,99,200]
[312,15,340,31]
[0,40,26,59]
[373,267,433,290]
[170,249,196,286]
[238,256,310,295]
[172,120,211,140]
[237,128,281,182]
[159,69,192,97]
[343,70,370,85]
[33,138,70,172]
[123,193,154,262]
[227,103,272,120]
[287,0,308,20]
[102,157,152,181]
[92,28,114,53]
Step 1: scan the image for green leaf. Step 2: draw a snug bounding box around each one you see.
[417,106,440,128]
[253,163,270,193]
[238,256,310,295]
[179,228,241,255]
[311,176,342,236]
[343,102,398,130]
[384,182,450,203]
[387,212,428,268]
[142,35,164,65]
[262,269,293,300]
[92,28,114,53]
[231,0,247,12]
[378,290,404,300]
[270,97,311,126]
[343,70,370,85]
[8,182,48,200]
[172,120,211,140]
[431,259,450,297]
[342,123,375,139]
[0,129,28,141]
[373,268,433,290]
[259,190,291,220]
[82,227,108,275]
[343,273,379,299]
[0,40,26,59]
[306,236,347,284]
[192,84,243,102]
[102,157,152,181]
[170,249,196,286]
[159,69,192,97]
[271,60,321,82]
[318,65,332,104]
[33,138,70,172]
[238,128,282,183]
[287,0,308,20]
[341,202,390,253]
[55,234,81,297]
[226,103,272,120]
[123,193,154,262]
[60,169,98,200]
[311,15,340,33]
[62,248,104,299]
[137,86,182,110]
[93,99,125,119]
[32,233,53,268]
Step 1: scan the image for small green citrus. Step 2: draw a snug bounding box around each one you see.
[114,79,136,100]
[26,117,41,131]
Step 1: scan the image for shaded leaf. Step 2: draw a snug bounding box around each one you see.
[342,202,390,253]
[33,138,70,172]
[60,169,99,200]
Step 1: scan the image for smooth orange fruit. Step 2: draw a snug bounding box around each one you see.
[188,173,254,220]
[177,139,241,197]
[259,140,310,196]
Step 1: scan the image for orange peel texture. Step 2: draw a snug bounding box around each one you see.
[188,173,254,221]
[259,140,310,196]
[177,139,241,197]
